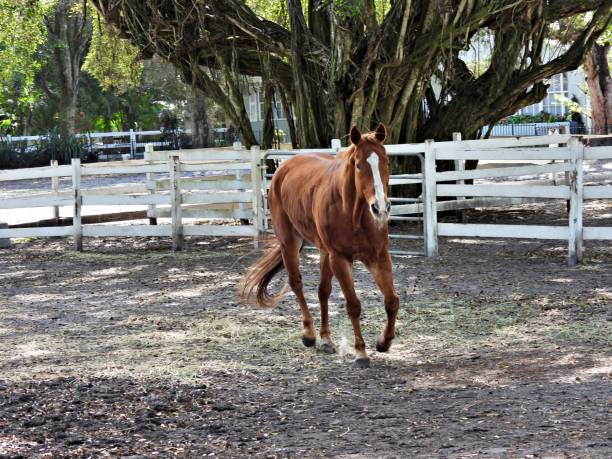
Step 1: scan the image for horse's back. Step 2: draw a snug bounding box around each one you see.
[272,153,336,192]
[269,153,338,245]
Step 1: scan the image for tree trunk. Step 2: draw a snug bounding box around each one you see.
[257,52,275,149]
[278,84,298,149]
[45,0,92,136]
[189,87,211,148]
[584,43,612,134]
[92,0,612,153]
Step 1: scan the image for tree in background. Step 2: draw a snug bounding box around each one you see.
[0,0,46,134]
[92,0,612,152]
[0,0,217,143]
[0,0,92,135]
[40,0,92,135]
[583,29,612,134]
[553,17,612,134]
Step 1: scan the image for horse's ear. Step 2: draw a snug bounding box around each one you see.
[350,125,362,145]
[375,123,387,143]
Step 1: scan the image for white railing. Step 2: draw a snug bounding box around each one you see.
[3,129,183,159]
[420,134,612,265]
[1,135,610,264]
[0,144,260,250]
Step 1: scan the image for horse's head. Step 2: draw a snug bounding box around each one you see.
[349,123,390,225]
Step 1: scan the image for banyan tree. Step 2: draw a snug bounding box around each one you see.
[91,1,612,151]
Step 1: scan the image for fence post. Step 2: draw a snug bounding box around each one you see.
[567,137,584,265]
[250,146,263,248]
[331,138,341,153]
[72,158,82,251]
[0,223,10,248]
[423,139,438,257]
[51,160,60,225]
[144,144,158,225]
[234,143,249,225]
[169,155,182,251]
[452,132,466,223]
[129,129,136,159]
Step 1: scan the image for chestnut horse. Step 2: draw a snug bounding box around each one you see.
[240,124,399,368]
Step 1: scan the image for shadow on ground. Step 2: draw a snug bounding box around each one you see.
[0,228,611,458]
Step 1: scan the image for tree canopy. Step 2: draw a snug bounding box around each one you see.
[0,1,193,136]
[92,0,612,148]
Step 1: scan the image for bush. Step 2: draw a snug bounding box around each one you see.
[0,138,23,169]
[501,112,565,124]
[38,128,87,164]
[159,109,185,150]
[0,129,89,170]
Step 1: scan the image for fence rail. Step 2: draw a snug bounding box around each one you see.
[3,129,189,160]
[421,135,612,265]
[0,144,259,250]
[1,135,611,264]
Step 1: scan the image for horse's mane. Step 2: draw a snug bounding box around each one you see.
[336,131,383,159]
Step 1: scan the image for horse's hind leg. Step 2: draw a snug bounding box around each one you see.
[318,251,335,353]
[279,232,317,347]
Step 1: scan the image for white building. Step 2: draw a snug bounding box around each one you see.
[242,78,291,144]
[461,34,590,129]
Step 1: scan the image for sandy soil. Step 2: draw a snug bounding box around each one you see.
[0,199,611,458]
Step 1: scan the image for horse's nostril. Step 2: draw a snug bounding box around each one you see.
[386,201,391,213]
[371,203,380,215]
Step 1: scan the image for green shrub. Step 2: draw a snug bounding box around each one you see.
[0,138,23,169]
[501,111,565,124]
[38,128,87,164]
[0,129,89,169]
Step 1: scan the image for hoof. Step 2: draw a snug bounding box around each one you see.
[354,358,371,369]
[376,338,391,353]
[302,335,316,348]
[318,342,336,354]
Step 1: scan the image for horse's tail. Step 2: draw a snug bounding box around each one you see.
[239,242,289,308]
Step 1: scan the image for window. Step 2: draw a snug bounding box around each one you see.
[252,88,286,121]
[248,91,259,121]
[273,98,284,120]
[542,73,567,116]
[518,73,568,117]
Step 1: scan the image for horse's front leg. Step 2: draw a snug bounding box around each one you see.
[366,252,400,353]
[329,254,369,368]
[318,250,336,353]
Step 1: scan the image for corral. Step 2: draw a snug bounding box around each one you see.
[1,136,611,457]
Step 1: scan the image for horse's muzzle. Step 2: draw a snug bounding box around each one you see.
[370,201,390,223]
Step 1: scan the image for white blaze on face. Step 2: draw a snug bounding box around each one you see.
[366,152,387,217]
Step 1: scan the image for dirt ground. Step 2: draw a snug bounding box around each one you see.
[0,201,611,458]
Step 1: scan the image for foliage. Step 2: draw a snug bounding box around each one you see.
[159,109,185,149]
[0,129,89,169]
[92,0,612,150]
[0,138,23,169]
[0,1,47,132]
[502,112,566,124]
[0,1,46,99]
[38,128,88,163]
[554,95,589,121]
[83,10,143,94]
[0,1,183,137]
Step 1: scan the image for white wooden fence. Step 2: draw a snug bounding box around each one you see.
[255,133,611,264]
[418,134,612,265]
[0,144,260,250]
[1,135,610,264]
[4,129,181,159]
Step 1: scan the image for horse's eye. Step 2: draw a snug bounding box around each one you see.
[356,164,361,171]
